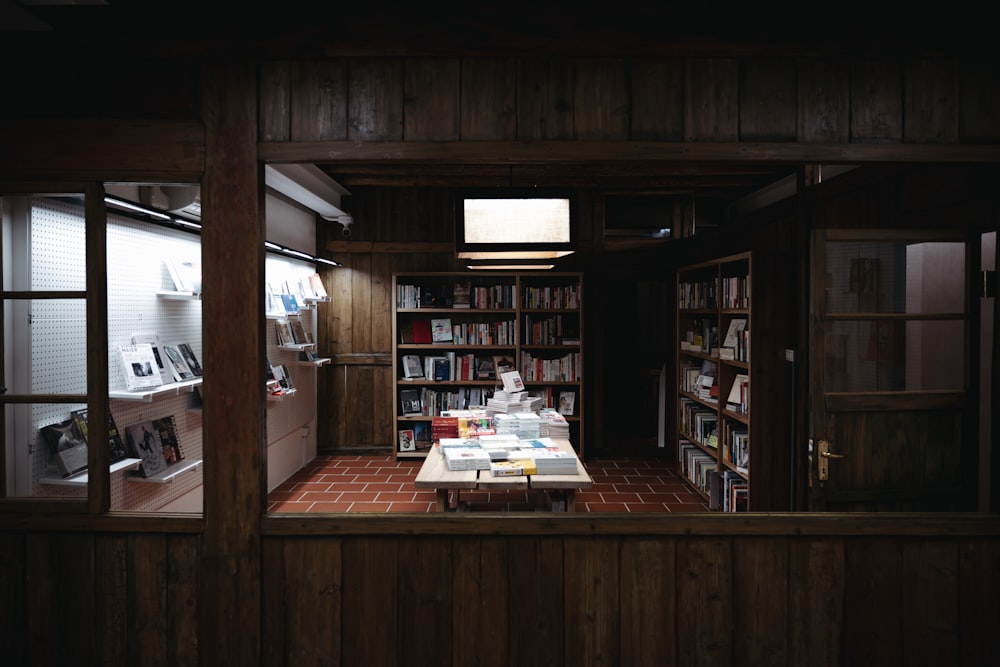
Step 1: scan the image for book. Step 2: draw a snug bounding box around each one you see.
[289,318,309,345]
[40,418,89,477]
[177,342,203,377]
[71,408,130,464]
[557,391,575,416]
[119,343,164,391]
[279,293,300,314]
[412,320,432,344]
[452,281,471,308]
[165,256,202,293]
[130,332,172,385]
[489,459,536,476]
[275,319,295,346]
[398,428,416,452]
[722,318,747,348]
[475,355,495,380]
[307,273,329,298]
[500,369,525,393]
[152,415,185,465]
[400,388,421,415]
[162,344,196,382]
[402,354,423,379]
[124,419,169,478]
[430,318,452,343]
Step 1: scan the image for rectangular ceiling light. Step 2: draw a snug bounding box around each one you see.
[456,189,575,262]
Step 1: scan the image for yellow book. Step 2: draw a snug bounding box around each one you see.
[489,459,536,476]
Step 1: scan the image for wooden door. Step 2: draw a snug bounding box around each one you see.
[807,229,980,511]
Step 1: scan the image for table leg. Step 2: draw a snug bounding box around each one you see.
[565,490,576,512]
[436,489,448,512]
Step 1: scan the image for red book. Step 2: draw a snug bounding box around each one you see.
[413,320,432,344]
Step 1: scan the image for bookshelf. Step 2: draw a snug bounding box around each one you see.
[392,272,584,459]
[676,252,754,511]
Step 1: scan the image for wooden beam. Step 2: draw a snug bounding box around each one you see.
[261,140,1000,166]
[0,120,204,180]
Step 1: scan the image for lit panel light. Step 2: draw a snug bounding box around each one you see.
[456,193,575,262]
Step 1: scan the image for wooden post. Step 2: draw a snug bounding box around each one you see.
[199,58,265,666]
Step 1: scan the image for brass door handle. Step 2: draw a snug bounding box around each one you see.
[817,440,845,480]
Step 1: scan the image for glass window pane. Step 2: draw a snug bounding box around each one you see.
[824,319,965,392]
[4,401,90,500]
[825,240,965,314]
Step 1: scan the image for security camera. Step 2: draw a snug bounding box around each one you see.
[337,214,353,238]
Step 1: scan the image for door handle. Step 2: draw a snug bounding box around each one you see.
[817,439,845,481]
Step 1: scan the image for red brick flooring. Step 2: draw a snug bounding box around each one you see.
[266,454,708,513]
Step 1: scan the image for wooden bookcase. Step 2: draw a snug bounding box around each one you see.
[676,252,757,511]
[392,272,584,459]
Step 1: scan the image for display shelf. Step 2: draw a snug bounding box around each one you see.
[127,458,202,484]
[157,290,201,300]
[297,358,331,367]
[393,271,584,459]
[278,343,314,351]
[676,252,757,512]
[267,389,297,401]
[39,458,143,487]
[110,377,203,402]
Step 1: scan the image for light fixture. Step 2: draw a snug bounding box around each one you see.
[467,263,556,271]
[264,164,353,229]
[106,195,339,267]
[455,189,575,268]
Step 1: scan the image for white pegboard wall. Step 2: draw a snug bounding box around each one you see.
[24,199,204,509]
[20,200,323,508]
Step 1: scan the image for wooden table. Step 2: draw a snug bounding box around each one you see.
[414,437,593,512]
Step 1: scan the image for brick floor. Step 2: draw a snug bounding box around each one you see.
[266,454,709,513]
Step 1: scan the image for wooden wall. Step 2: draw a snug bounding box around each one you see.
[1,25,1000,667]
[1,518,998,666]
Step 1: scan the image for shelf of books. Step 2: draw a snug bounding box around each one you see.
[392,272,583,459]
[677,252,752,511]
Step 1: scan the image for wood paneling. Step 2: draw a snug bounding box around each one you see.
[291,59,348,141]
[573,58,630,141]
[348,58,405,141]
[851,61,904,143]
[797,59,850,143]
[517,58,575,140]
[905,59,960,143]
[460,58,517,141]
[403,58,461,141]
[685,58,739,142]
[629,57,685,141]
[259,60,291,142]
[741,57,797,141]
[1,527,999,665]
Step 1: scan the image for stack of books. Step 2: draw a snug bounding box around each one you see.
[493,412,542,439]
[537,408,570,438]
[518,448,577,475]
[485,390,541,415]
[442,445,491,471]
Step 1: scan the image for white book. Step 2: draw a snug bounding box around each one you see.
[130,332,172,385]
[119,344,164,391]
[165,256,202,293]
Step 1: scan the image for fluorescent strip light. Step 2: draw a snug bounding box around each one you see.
[105,195,172,220]
[457,250,574,260]
[467,263,556,271]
